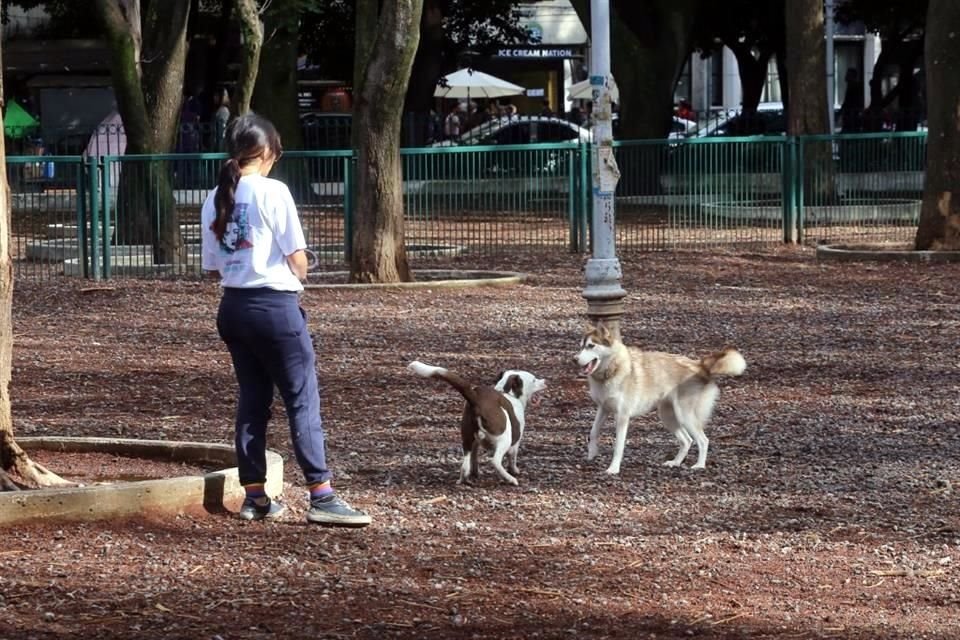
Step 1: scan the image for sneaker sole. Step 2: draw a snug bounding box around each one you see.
[306,512,372,527]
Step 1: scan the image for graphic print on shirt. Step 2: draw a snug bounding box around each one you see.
[220,202,254,273]
[220,202,255,254]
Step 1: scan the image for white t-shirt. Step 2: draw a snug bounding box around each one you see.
[201,174,306,291]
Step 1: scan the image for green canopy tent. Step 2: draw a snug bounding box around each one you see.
[4,99,39,139]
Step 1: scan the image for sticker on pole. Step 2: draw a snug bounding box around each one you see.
[598,147,620,193]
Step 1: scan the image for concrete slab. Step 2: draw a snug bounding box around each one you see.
[0,437,283,526]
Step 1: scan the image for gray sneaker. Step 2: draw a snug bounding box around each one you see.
[307,495,372,527]
[238,497,286,521]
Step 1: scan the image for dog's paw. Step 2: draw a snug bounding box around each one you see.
[662,460,682,467]
[691,462,706,470]
[604,466,621,475]
[586,446,599,461]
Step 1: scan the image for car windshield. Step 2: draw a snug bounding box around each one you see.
[458,117,581,145]
[710,110,785,136]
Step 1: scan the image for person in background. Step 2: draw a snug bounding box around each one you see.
[568,106,585,126]
[200,113,371,527]
[443,103,462,140]
[483,101,500,123]
[540,100,554,117]
[178,92,202,154]
[213,88,231,150]
[840,68,864,133]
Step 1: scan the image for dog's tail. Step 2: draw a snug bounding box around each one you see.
[407,360,479,405]
[700,348,747,377]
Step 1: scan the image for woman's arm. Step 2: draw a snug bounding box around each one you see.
[286,249,308,281]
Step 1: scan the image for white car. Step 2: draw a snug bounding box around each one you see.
[432,116,592,147]
[669,116,698,140]
[692,102,787,138]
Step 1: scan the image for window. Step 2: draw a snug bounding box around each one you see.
[536,122,579,143]
[488,124,530,145]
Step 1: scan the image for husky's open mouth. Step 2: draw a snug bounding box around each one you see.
[580,357,599,377]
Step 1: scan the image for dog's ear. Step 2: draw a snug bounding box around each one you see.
[504,374,523,398]
[595,320,610,341]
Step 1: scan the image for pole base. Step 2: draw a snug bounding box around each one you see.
[583,257,626,339]
[583,296,626,340]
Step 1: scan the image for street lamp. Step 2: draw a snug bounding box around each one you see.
[582,0,626,338]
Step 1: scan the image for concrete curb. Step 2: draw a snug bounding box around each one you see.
[816,243,960,263]
[0,437,284,526]
[304,269,527,290]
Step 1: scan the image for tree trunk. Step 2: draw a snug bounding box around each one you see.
[730,46,773,116]
[785,0,834,205]
[785,0,830,136]
[204,0,236,103]
[352,0,380,152]
[96,0,189,265]
[915,0,960,250]
[405,1,444,113]
[251,0,303,149]
[570,0,699,140]
[233,0,263,116]
[0,38,69,490]
[350,0,424,283]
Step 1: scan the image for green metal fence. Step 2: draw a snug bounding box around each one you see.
[401,143,585,259]
[5,131,927,280]
[615,137,791,250]
[797,132,926,245]
[6,155,89,280]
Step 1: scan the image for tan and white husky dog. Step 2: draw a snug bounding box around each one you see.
[575,321,746,474]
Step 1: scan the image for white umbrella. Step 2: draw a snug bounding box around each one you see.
[434,68,526,100]
[567,78,620,103]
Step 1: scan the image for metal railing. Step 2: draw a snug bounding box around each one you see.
[5,131,927,279]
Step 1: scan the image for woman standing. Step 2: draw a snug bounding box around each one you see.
[201,113,371,527]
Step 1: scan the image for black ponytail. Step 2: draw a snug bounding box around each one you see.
[210,113,282,241]
[212,158,241,242]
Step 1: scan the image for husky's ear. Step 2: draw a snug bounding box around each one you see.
[595,320,611,340]
[504,374,523,398]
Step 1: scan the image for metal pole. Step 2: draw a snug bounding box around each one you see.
[582,0,626,338]
[825,0,836,135]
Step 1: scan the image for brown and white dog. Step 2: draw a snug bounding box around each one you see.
[407,361,546,485]
[575,321,746,474]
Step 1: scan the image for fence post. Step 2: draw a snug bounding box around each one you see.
[343,154,354,264]
[781,137,797,244]
[567,146,578,252]
[87,155,101,281]
[75,157,89,279]
[102,157,113,279]
[578,142,590,253]
[795,137,805,245]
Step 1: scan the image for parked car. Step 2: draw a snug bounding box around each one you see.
[300,112,352,150]
[431,115,592,148]
[669,116,698,140]
[692,102,787,138]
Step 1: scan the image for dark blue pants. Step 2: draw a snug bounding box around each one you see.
[217,288,332,487]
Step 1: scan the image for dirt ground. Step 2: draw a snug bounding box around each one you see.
[2,247,959,640]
